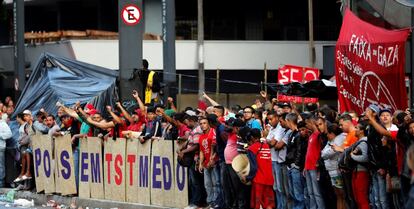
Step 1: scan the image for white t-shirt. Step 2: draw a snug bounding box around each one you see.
[266,122,288,162]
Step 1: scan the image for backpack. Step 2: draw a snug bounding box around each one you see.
[245,142,263,182]
[338,140,375,171]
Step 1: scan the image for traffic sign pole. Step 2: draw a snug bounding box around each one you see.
[162,0,176,104]
[119,0,143,101]
[13,0,25,102]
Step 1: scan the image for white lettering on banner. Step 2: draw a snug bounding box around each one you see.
[289,68,300,83]
[376,45,399,67]
[338,84,362,108]
[336,50,363,76]
[338,68,355,85]
[349,34,372,62]
[303,70,318,81]
[279,69,289,84]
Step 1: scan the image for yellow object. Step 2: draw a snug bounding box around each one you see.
[145,71,155,104]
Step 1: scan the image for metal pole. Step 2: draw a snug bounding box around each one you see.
[162,0,176,101]
[302,67,305,112]
[178,74,182,111]
[216,69,220,102]
[264,62,267,93]
[118,0,143,101]
[308,0,315,68]
[13,0,25,101]
[197,0,205,99]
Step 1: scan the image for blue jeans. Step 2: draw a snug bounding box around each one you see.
[204,166,221,205]
[189,162,206,206]
[288,168,305,209]
[305,170,325,209]
[371,172,388,209]
[274,162,289,209]
[0,149,5,187]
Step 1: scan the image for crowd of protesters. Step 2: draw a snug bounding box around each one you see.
[2,89,414,209]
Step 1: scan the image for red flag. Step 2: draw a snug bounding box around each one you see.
[335,9,410,114]
[277,65,319,103]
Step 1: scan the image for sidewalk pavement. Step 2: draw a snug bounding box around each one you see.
[0,188,174,209]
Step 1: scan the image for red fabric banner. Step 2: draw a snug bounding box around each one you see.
[335,9,410,114]
[277,64,319,103]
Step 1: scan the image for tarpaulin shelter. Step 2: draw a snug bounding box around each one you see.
[12,53,119,118]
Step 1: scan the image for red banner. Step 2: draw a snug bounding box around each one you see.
[335,9,410,114]
[277,65,319,103]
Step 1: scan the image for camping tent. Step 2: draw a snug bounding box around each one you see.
[12,53,119,118]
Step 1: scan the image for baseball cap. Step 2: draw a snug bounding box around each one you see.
[88,109,98,115]
[279,102,291,108]
[368,104,380,113]
[185,110,197,117]
[85,103,95,110]
[23,110,32,115]
[379,108,392,116]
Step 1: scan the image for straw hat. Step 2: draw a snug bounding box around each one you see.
[231,154,250,178]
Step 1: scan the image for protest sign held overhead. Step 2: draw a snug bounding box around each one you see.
[277,64,319,103]
[335,8,410,114]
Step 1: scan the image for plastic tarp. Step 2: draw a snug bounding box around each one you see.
[13,53,119,117]
[8,53,118,147]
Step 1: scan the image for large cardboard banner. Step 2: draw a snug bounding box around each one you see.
[335,9,410,114]
[33,134,55,194]
[78,138,90,198]
[104,138,126,202]
[137,139,151,205]
[54,135,77,195]
[32,134,45,193]
[33,136,188,207]
[87,137,104,199]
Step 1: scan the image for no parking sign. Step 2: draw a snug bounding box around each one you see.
[121,4,142,26]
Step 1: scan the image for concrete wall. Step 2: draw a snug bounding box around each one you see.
[70,40,335,70]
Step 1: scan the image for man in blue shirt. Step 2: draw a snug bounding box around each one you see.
[243,106,262,130]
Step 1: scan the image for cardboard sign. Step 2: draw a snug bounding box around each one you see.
[88,137,104,199]
[151,140,175,207]
[33,134,55,194]
[137,139,151,205]
[105,139,126,202]
[126,138,139,203]
[54,135,77,195]
[104,139,114,200]
[32,134,45,193]
[78,138,90,198]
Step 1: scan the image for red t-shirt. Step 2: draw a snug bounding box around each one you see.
[127,121,143,132]
[110,120,128,138]
[248,142,274,185]
[199,128,218,167]
[305,131,321,170]
[178,124,191,138]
